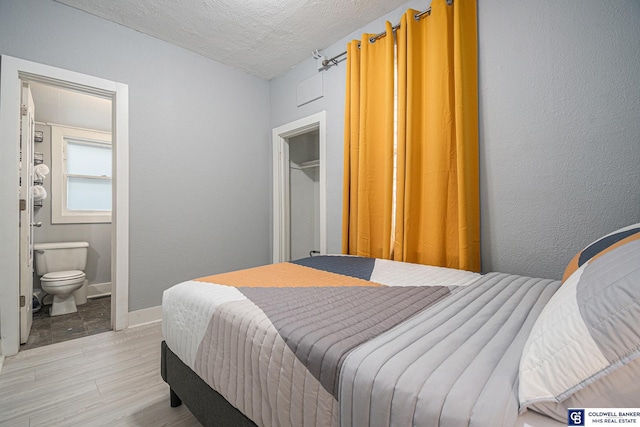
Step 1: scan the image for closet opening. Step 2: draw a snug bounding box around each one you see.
[272,111,327,263]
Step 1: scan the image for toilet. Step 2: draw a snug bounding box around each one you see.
[33,241,89,316]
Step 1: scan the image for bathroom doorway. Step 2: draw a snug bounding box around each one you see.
[20,81,114,350]
[0,56,130,357]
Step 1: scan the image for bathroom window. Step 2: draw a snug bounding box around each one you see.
[51,125,112,224]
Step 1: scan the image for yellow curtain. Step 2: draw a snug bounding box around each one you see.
[342,22,395,258]
[394,0,480,271]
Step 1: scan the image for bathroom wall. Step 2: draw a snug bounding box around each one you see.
[32,123,112,292]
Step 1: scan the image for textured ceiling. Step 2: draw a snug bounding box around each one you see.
[54,0,410,80]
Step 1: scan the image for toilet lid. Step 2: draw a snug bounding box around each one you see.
[41,270,85,281]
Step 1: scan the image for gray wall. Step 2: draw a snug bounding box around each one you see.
[0,0,271,311]
[476,0,640,278]
[270,0,640,280]
[33,123,112,290]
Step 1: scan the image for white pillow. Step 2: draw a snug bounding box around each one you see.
[518,224,640,421]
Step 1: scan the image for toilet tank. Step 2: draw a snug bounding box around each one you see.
[33,242,89,276]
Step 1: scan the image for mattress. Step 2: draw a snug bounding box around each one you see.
[162,255,563,427]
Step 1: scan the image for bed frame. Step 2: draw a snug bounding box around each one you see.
[161,341,257,427]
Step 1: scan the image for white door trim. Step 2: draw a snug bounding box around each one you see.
[0,55,129,357]
[19,82,35,344]
[272,111,327,263]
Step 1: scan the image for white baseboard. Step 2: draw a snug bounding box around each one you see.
[88,282,112,299]
[128,305,162,327]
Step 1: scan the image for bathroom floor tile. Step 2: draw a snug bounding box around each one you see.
[20,328,53,351]
[30,316,52,332]
[52,329,89,344]
[84,319,112,335]
[78,306,108,322]
[52,320,85,337]
[50,313,85,325]
[20,296,111,352]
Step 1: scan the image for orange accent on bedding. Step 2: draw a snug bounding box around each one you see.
[562,253,580,283]
[195,262,382,288]
[562,232,640,283]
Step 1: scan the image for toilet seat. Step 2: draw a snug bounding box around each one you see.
[41,270,85,287]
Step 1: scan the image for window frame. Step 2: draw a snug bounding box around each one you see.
[51,125,112,224]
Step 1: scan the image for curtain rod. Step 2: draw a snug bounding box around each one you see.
[321,0,452,69]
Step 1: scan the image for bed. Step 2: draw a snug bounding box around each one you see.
[160,223,640,427]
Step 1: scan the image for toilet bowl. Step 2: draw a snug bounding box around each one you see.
[33,242,89,316]
[40,270,86,316]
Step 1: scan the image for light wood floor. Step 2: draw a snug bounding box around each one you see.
[0,322,201,426]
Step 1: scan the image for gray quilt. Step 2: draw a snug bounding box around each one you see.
[164,257,558,427]
[339,272,560,427]
[240,285,451,397]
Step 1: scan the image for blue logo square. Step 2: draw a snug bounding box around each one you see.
[568,409,585,426]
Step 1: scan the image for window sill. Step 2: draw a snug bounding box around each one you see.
[51,212,111,224]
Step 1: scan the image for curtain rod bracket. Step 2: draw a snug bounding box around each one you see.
[320,2,450,71]
[313,49,332,71]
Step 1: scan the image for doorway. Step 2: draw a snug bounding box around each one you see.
[272,111,327,263]
[21,81,114,350]
[0,55,129,357]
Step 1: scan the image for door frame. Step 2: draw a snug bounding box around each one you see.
[0,55,130,357]
[19,82,35,344]
[272,111,327,263]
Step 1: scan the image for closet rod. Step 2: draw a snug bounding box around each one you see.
[321,0,452,69]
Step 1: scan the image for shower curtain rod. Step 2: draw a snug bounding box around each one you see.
[321,0,452,69]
